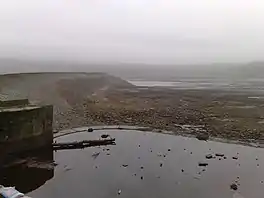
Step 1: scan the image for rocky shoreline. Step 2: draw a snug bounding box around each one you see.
[54,87,264,142]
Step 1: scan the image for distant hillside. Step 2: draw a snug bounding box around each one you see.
[1,58,264,80]
[0,72,133,129]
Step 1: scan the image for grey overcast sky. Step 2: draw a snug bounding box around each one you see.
[0,0,263,64]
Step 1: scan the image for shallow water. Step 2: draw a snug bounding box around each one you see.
[2,130,264,198]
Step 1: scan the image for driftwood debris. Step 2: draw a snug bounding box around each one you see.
[53,138,116,150]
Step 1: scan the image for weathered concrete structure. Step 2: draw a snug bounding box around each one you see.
[0,99,53,155]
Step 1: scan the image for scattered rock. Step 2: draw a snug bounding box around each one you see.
[190,152,193,155]
[138,145,141,148]
[101,134,109,139]
[224,156,227,159]
[122,164,128,168]
[141,176,144,180]
[88,128,93,132]
[232,156,238,160]
[198,162,208,167]
[118,189,122,195]
[230,183,238,191]
[181,169,184,172]
[160,162,163,167]
[168,148,171,152]
[106,153,110,155]
[205,154,213,159]
[140,166,144,169]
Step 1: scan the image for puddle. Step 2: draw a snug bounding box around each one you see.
[2,130,264,198]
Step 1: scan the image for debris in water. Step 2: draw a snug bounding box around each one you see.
[88,128,93,132]
[122,164,128,168]
[101,134,109,139]
[53,139,115,150]
[92,152,100,159]
[205,154,213,159]
[230,183,238,191]
[232,156,238,160]
[198,162,208,167]
[215,153,225,157]
[157,153,162,157]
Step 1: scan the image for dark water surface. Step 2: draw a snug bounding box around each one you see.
[4,130,264,198]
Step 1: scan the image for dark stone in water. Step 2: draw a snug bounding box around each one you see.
[198,162,208,167]
[205,154,213,159]
[122,164,128,168]
[232,156,238,160]
[88,128,93,132]
[215,153,225,157]
[230,183,238,191]
[101,134,109,139]
[196,134,209,141]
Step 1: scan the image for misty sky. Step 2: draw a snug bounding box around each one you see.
[0,0,264,64]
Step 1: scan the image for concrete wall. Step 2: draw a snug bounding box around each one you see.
[0,99,29,107]
[0,105,53,154]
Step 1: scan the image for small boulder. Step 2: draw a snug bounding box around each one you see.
[196,134,209,141]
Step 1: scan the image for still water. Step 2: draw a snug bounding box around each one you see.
[3,130,264,198]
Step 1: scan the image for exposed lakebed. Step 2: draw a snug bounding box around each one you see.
[3,129,264,198]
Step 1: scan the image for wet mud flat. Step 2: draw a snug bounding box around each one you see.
[78,87,264,142]
[2,129,264,198]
